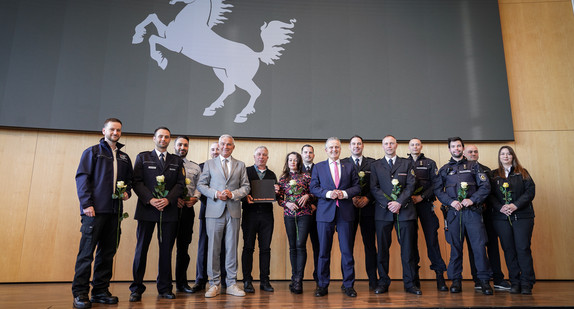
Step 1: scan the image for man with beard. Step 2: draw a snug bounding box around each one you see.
[173,136,201,293]
[433,137,493,295]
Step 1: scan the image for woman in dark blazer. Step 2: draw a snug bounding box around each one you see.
[489,146,536,295]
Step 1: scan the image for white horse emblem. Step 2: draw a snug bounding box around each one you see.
[132,0,296,123]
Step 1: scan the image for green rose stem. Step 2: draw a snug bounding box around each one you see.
[457,182,468,241]
[384,179,402,240]
[288,179,303,241]
[153,176,169,243]
[501,182,513,227]
[112,181,129,249]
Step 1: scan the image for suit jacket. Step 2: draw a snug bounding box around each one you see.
[370,157,416,221]
[310,159,361,222]
[133,150,185,222]
[342,156,375,217]
[197,156,250,219]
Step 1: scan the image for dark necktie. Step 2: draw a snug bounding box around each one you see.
[306,165,311,172]
[355,158,360,167]
[159,153,165,169]
[388,158,393,168]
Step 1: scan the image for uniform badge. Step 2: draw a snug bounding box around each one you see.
[479,173,487,181]
[411,169,415,176]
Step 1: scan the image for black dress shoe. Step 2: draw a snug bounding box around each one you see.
[176,284,193,293]
[436,272,449,291]
[450,279,462,293]
[292,280,303,294]
[73,294,92,309]
[314,286,328,297]
[129,292,141,302]
[405,286,423,295]
[190,283,206,293]
[521,286,532,295]
[344,287,357,297]
[260,281,274,292]
[374,285,388,294]
[158,292,176,299]
[340,283,346,291]
[91,291,118,304]
[510,284,521,294]
[480,281,493,295]
[244,281,255,293]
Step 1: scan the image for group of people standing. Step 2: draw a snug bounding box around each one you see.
[71,118,536,308]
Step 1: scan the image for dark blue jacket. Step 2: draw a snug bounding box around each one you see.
[370,157,416,221]
[433,157,491,209]
[75,138,133,215]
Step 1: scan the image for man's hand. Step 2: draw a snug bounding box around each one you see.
[216,191,228,201]
[83,206,95,217]
[246,195,254,204]
[329,191,339,199]
[311,204,317,213]
[150,198,169,210]
[185,197,198,208]
[122,192,130,201]
[387,201,401,214]
[177,198,185,208]
[411,195,423,204]
[353,196,369,208]
[450,200,462,211]
[461,198,474,207]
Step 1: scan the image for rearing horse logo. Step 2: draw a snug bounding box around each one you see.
[132,0,296,123]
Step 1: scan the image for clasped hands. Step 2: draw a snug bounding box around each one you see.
[500,203,517,216]
[329,189,345,200]
[450,198,474,211]
[217,189,233,201]
[150,197,169,211]
[177,197,198,208]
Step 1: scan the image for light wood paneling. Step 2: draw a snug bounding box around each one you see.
[0,130,38,282]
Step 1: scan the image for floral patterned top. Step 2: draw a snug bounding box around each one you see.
[277,172,313,217]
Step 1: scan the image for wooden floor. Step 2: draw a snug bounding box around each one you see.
[1,280,573,309]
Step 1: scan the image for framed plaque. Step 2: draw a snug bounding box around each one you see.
[251,179,276,202]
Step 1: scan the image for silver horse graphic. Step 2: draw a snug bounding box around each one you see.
[132,0,296,123]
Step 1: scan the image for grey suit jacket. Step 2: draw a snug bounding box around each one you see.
[197,156,250,219]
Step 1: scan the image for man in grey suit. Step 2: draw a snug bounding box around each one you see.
[197,134,250,298]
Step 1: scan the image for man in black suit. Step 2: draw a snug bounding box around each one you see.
[129,127,185,301]
[341,135,378,290]
[370,135,420,295]
[241,146,277,293]
[301,144,320,286]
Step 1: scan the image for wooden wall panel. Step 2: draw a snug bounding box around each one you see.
[499,0,574,132]
[0,130,37,282]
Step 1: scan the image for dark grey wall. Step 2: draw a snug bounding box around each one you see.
[0,0,512,141]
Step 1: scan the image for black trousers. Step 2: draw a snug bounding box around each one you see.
[72,214,118,297]
[308,211,320,283]
[493,218,535,287]
[350,211,378,288]
[414,201,447,272]
[130,220,178,294]
[375,219,418,289]
[241,211,274,282]
[467,212,505,283]
[175,207,194,287]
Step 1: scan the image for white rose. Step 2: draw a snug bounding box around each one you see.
[358,171,365,178]
[460,182,468,189]
[289,179,297,186]
[156,175,165,183]
[116,181,125,188]
[391,179,399,186]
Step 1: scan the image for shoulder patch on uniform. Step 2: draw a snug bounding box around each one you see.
[479,174,487,181]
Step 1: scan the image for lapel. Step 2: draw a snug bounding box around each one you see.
[390,158,400,175]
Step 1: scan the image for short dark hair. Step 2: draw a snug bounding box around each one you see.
[175,135,189,142]
[349,135,363,143]
[301,144,314,152]
[154,126,171,135]
[447,136,464,148]
[103,118,122,127]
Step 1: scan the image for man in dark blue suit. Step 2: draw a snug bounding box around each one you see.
[370,135,420,295]
[310,137,361,298]
[129,127,186,301]
[341,135,378,290]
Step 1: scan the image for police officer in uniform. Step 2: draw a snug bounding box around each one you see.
[433,137,493,295]
[407,138,448,291]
